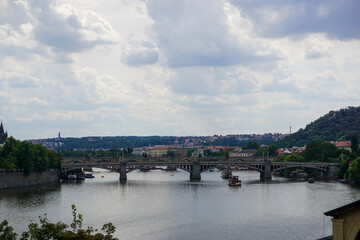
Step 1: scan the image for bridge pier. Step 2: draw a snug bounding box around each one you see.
[190,161,201,181]
[119,162,127,182]
[326,164,338,179]
[260,161,272,181]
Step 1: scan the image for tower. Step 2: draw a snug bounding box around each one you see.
[0,121,8,144]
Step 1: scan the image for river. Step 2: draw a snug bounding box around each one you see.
[1,169,360,240]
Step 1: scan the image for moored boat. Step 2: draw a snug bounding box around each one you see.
[308,177,315,183]
[85,173,95,178]
[221,168,233,178]
[228,176,241,186]
[67,174,77,179]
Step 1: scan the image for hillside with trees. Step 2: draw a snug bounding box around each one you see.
[276,106,360,148]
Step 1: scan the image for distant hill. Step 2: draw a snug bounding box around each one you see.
[276,106,360,148]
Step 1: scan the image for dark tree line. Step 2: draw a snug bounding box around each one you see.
[57,136,176,150]
[0,137,61,174]
[59,148,133,158]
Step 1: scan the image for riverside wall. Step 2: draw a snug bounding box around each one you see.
[0,170,59,190]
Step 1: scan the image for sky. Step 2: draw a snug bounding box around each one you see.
[0,0,359,140]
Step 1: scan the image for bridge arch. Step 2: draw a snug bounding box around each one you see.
[175,165,192,173]
[230,164,264,173]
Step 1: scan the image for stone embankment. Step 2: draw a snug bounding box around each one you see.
[0,170,59,190]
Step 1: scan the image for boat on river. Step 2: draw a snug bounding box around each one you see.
[221,168,233,178]
[308,177,315,183]
[67,174,77,179]
[85,173,95,178]
[228,176,241,186]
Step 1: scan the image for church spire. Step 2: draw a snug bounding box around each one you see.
[0,120,4,135]
[0,120,7,144]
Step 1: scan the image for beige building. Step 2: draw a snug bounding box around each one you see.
[169,147,195,158]
[323,199,360,240]
[229,149,256,158]
[149,146,169,157]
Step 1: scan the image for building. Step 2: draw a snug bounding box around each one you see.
[149,146,170,157]
[322,199,360,240]
[229,149,256,158]
[169,147,195,158]
[331,141,351,152]
[0,121,8,145]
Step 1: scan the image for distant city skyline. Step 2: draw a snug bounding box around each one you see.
[0,0,359,140]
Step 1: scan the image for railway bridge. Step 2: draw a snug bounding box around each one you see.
[61,157,339,182]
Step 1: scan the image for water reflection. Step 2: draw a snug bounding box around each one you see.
[0,182,60,206]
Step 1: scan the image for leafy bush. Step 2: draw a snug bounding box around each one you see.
[0,205,118,240]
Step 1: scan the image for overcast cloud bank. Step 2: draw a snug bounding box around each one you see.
[0,0,359,139]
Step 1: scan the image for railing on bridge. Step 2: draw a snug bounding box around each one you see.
[61,156,273,164]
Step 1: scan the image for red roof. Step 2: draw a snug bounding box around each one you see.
[152,146,170,150]
[333,141,351,147]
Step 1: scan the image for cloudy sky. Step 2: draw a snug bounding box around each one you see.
[0,0,359,140]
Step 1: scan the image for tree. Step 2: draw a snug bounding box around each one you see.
[284,154,305,162]
[243,142,259,149]
[337,156,350,179]
[0,137,61,173]
[348,157,360,184]
[351,134,359,155]
[302,140,338,162]
[0,220,17,240]
[0,205,119,240]
[187,149,195,157]
[166,150,175,158]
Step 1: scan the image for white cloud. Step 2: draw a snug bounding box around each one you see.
[33,2,119,53]
[146,0,280,67]
[230,0,360,40]
[122,40,159,66]
[304,35,333,59]
[0,71,41,88]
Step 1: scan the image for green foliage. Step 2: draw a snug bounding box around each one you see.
[166,150,175,158]
[0,220,17,240]
[203,148,233,157]
[0,137,61,174]
[302,140,338,162]
[243,141,259,149]
[274,155,286,162]
[348,157,360,184]
[284,154,305,162]
[351,134,359,155]
[0,205,118,240]
[337,156,350,179]
[277,106,360,148]
[58,136,176,150]
[275,140,339,163]
[186,149,195,157]
[255,144,277,157]
[60,147,134,158]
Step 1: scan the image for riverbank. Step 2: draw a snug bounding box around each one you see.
[0,170,59,190]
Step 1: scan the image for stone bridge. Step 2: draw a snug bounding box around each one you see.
[61,157,339,182]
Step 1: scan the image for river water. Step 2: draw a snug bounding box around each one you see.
[1,169,360,240]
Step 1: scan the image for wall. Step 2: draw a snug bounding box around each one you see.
[331,208,360,240]
[0,170,59,190]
